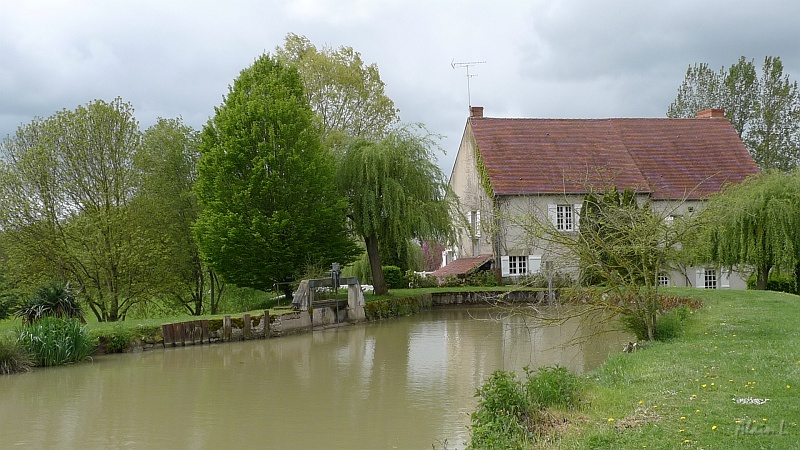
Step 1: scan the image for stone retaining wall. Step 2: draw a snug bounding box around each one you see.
[124,289,556,352]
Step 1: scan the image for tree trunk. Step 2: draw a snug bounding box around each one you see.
[365,234,388,295]
[756,265,771,290]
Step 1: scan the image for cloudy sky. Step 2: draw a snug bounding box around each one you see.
[2,0,799,174]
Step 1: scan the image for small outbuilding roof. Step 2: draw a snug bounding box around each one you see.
[430,254,493,278]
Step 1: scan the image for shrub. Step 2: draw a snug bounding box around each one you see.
[0,291,23,320]
[382,265,406,289]
[17,317,95,367]
[100,323,133,354]
[405,271,439,288]
[15,281,84,324]
[465,270,498,287]
[746,272,796,294]
[469,370,531,449]
[516,271,573,289]
[442,275,462,287]
[217,285,274,314]
[0,336,33,374]
[525,365,581,408]
[621,306,692,341]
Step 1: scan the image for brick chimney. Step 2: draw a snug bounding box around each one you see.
[697,108,725,119]
[470,106,484,118]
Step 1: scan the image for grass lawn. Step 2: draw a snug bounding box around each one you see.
[549,287,800,450]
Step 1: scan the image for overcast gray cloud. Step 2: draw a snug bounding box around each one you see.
[2,0,799,173]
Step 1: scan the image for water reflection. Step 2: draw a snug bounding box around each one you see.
[0,306,629,449]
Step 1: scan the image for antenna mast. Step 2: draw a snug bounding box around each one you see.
[451,60,485,107]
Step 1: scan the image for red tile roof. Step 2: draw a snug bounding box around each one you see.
[470,117,759,199]
[430,254,493,278]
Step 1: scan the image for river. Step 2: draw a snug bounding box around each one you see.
[0,305,629,449]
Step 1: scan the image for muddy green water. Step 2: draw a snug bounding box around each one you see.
[0,306,629,449]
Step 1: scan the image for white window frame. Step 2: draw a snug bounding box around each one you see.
[696,268,718,289]
[509,255,527,275]
[658,273,670,286]
[501,255,542,277]
[548,204,581,232]
[467,210,481,238]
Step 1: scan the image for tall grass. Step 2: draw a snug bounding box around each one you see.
[17,317,95,367]
[0,336,33,374]
[468,365,582,449]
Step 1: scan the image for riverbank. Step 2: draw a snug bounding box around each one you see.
[0,286,551,354]
[537,287,800,450]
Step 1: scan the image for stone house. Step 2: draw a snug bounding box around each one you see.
[438,106,760,288]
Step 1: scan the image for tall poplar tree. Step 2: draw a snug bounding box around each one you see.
[668,56,800,171]
[194,54,359,293]
[275,33,400,148]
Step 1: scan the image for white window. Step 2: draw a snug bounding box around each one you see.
[509,256,527,275]
[696,268,717,289]
[557,205,573,231]
[470,210,481,238]
[548,204,581,231]
[501,255,543,277]
[705,269,718,289]
[658,274,670,286]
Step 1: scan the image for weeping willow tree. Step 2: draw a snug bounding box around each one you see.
[338,126,454,295]
[700,171,800,289]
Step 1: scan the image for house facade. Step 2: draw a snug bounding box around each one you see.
[443,106,760,289]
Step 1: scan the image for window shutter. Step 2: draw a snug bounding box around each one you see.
[573,204,582,231]
[475,210,481,238]
[528,255,542,274]
[501,256,510,277]
[695,268,705,289]
[721,268,731,288]
[547,204,557,228]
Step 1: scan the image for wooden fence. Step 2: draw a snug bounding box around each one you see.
[161,312,270,346]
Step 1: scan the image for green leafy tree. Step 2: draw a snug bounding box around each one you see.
[668,56,800,171]
[338,127,454,295]
[0,98,161,321]
[195,54,360,293]
[278,34,429,275]
[137,118,225,315]
[275,33,400,148]
[697,171,800,290]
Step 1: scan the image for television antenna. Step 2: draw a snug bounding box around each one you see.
[451,60,485,107]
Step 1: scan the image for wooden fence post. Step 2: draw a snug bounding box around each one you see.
[162,324,174,347]
[243,314,251,340]
[200,319,209,344]
[173,323,184,346]
[263,310,270,338]
[223,316,232,342]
